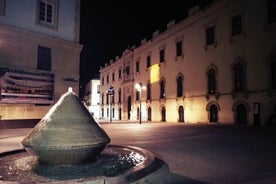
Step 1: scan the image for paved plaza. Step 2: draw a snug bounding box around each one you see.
[1,121,276,183]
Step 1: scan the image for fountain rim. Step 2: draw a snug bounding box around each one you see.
[0,144,164,183]
[21,141,110,150]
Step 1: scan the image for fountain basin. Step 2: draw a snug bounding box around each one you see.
[0,144,164,183]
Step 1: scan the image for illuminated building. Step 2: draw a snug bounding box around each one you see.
[0,0,83,120]
[83,79,101,119]
[99,0,276,125]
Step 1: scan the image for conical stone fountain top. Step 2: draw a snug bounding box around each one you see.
[21,87,111,165]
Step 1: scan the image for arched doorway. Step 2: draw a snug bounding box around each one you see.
[237,104,247,124]
[147,107,152,121]
[210,105,218,122]
[119,107,122,120]
[178,106,184,122]
[161,106,166,122]
[127,96,131,120]
[137,107,140,120]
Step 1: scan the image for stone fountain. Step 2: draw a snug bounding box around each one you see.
[0,88,168,183]
[21,87,110,165]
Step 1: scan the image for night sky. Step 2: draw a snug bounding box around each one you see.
[79,1,214,96]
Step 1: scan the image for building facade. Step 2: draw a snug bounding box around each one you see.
[83,79,101,120]
[0,0,83,120]
[99,0,276,126]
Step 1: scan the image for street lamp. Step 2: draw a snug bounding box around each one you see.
[135,83,146,124]
[107,86,114,123]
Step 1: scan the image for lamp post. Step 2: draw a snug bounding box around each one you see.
[135,83,146,124]
[107,86,114,123]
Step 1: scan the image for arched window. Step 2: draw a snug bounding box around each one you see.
[234,62,245,92]
[208,68,216,94]
[147,82,151,100]
[160,79,165,99]
[177,76,183,97]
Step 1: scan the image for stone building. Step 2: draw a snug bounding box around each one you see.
[99,0,276,125]
[0,0,82,120]
[83,79,101,119]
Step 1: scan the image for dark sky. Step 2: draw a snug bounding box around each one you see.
[79,1,214,93]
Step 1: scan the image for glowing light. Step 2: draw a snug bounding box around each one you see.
[150,64,160,84]
[68,87,73,93]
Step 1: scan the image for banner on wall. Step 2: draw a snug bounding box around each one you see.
[0,67,54,104]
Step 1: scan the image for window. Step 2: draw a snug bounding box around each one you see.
[177,76,183,97]
[106,93,109,104]
[118,69,122,79]
[206,26,215,45]
[101,93,104,104]
[125,66,130,75]
[101,77,104,85]
[268,0,276,23]
[97,85,100,93]
[146,56,151,68]
[160,79,165,99]
[231,14,242,36]
[136,60,140,72]
[37,45,51,71]
[234,62,246,92]
[147,83,151,100]
[208,68,216,94]
[176,41,183,57]
[106,75,109,84]
[112,92,115,103]
[136,90,140,101]
[160,49,165,63]
[37,0,58,29]
[112,72,115,81]
[271,55,276,89]
[118,88,121,103]
[0,0,5,16]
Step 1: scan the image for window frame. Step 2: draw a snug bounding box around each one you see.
[36,0,59,29]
